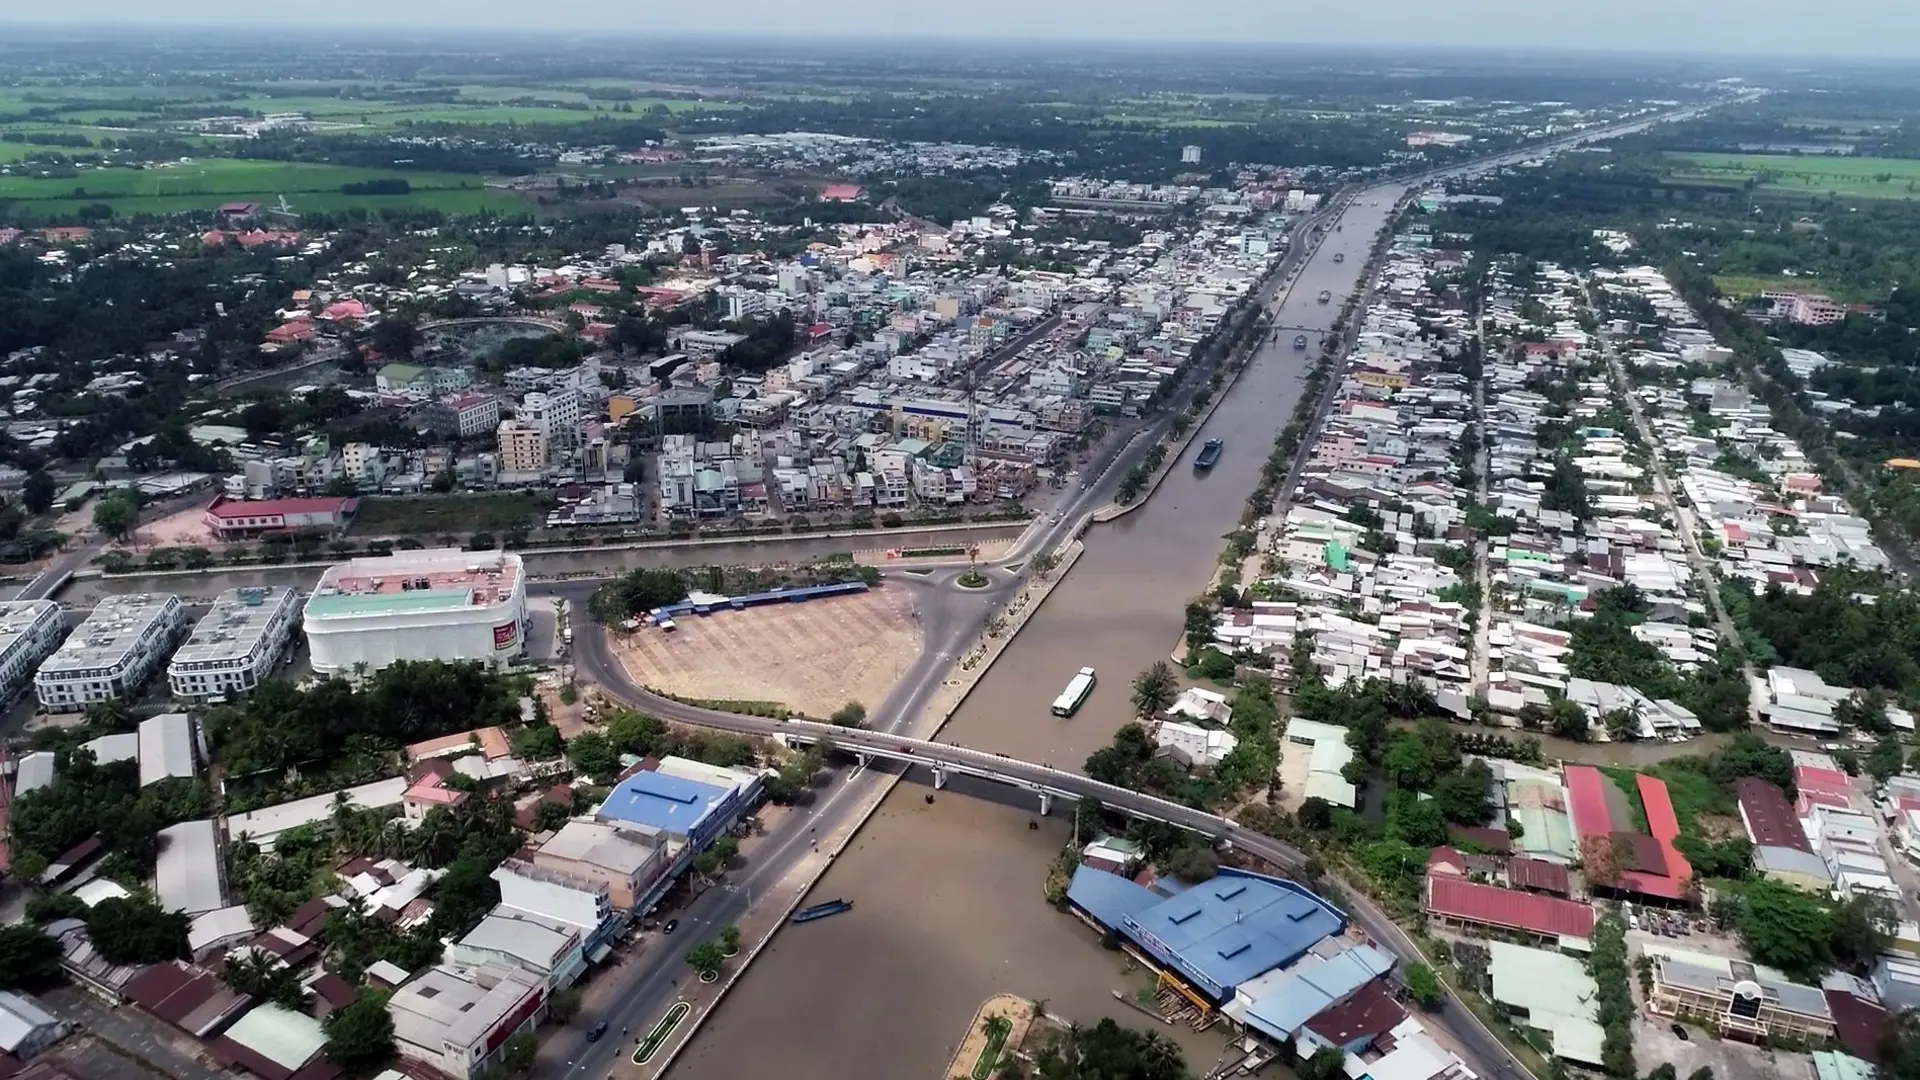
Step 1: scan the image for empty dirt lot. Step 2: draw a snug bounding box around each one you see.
[612,586,922,719]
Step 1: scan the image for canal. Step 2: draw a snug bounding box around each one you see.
[670,192,1414,1080]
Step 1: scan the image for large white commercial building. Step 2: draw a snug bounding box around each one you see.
[304,549,527,676]
[0,600,69,705]
[35,593,188,712]
[389,963,546,1080]
[167,586,302,701]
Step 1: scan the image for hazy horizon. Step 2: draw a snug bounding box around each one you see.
[3,1,1917,60]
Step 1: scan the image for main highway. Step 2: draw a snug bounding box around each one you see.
[543,97,1749,1079]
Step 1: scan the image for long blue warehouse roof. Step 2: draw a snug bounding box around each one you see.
[1127,869,1346,999]
[1067,865,1161,929]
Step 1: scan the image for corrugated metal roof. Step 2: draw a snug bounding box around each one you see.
[139,713,197,788]
[1736,777,1812,852]
[1488,942,1606,1067]
[155,820,224,915]
[1126,869,1346,998]
[1562,765,1615,840]
[1425,876,1596,940]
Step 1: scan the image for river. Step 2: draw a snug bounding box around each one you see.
[670,193,1414,1080]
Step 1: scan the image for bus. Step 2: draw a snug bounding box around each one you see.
[1052,667,1096,717]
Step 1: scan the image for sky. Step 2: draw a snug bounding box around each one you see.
[9,0,1918,58]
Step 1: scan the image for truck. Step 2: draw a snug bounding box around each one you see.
[1293,334,1308,350]
[1052,667,1097,717]
[1318,289,1332,304]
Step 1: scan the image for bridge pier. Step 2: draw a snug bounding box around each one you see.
[855,751,870,769]
[931,765,948,790]
[1038,792,1053,816]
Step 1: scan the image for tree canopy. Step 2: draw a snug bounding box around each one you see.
[86,896,189,965]
[323,991,397,1073]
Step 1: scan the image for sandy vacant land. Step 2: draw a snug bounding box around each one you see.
[613,587,921,719]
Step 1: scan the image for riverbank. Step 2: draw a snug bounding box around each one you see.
[943,995,1038,1080]
[1098,204,1343,527]
[634,532,1090,1077]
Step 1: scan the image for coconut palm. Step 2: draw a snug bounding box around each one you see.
[1130,662,1177,717]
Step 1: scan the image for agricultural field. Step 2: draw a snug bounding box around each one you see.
[1665,151,1920,200]
[0,158,526,220]
[2,80,748,133]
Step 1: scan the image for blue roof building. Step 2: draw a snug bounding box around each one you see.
[1231,943,1396,1042]
[1067,865,1346,1002]
[595,768,739,850]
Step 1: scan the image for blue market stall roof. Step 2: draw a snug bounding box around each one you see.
[1068,866,1346,1000]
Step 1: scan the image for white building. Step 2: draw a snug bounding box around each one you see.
[1154,720,1239,768]
[0,600,68,705]
[304,549,527,676]
[389,963,546,1080]
[449,910,586,991]
[1181,144,1203,164]
[522,388,582,451]
[341,442,384,486]
[492,859,613,940]
[34,593,187,712]
[167,586,302,701]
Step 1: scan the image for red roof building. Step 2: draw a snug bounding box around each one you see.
[203,496,358,540]
[1796,765,1853,802]
[1563,765,1613,833]
[1448,825,1512,854]
[319,299,372,322]
[1508,857,1572,896]
[1625,773,1692,900]
[820,183,864,202]
[1425,876,1596,941]
[1427,847,1467,877]
[1566,766,1690,901]
[1735,777,1813,853]
[265,319,318,346]
[1825,988,1889,1062]
[1304,979,1407,1049]
[125,961,252,1037]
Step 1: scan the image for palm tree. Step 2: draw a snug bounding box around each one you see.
[329,791,354,849]
[1130,661,1177,717]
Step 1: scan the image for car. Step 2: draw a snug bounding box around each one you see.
[662,919,679,935]
[1670,1023,1689,1041]
[588,1021,609,1042]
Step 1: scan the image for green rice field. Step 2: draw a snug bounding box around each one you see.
[0,158,526,220]
[1665,151,1920,200]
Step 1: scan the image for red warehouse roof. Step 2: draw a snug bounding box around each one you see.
[1508,857,1571,896]
[1425,876,1596,939]
[1735,776,1812,853]
[205,496,359,521]
[1635,772,1697,891]
[1563,765,1616,839]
